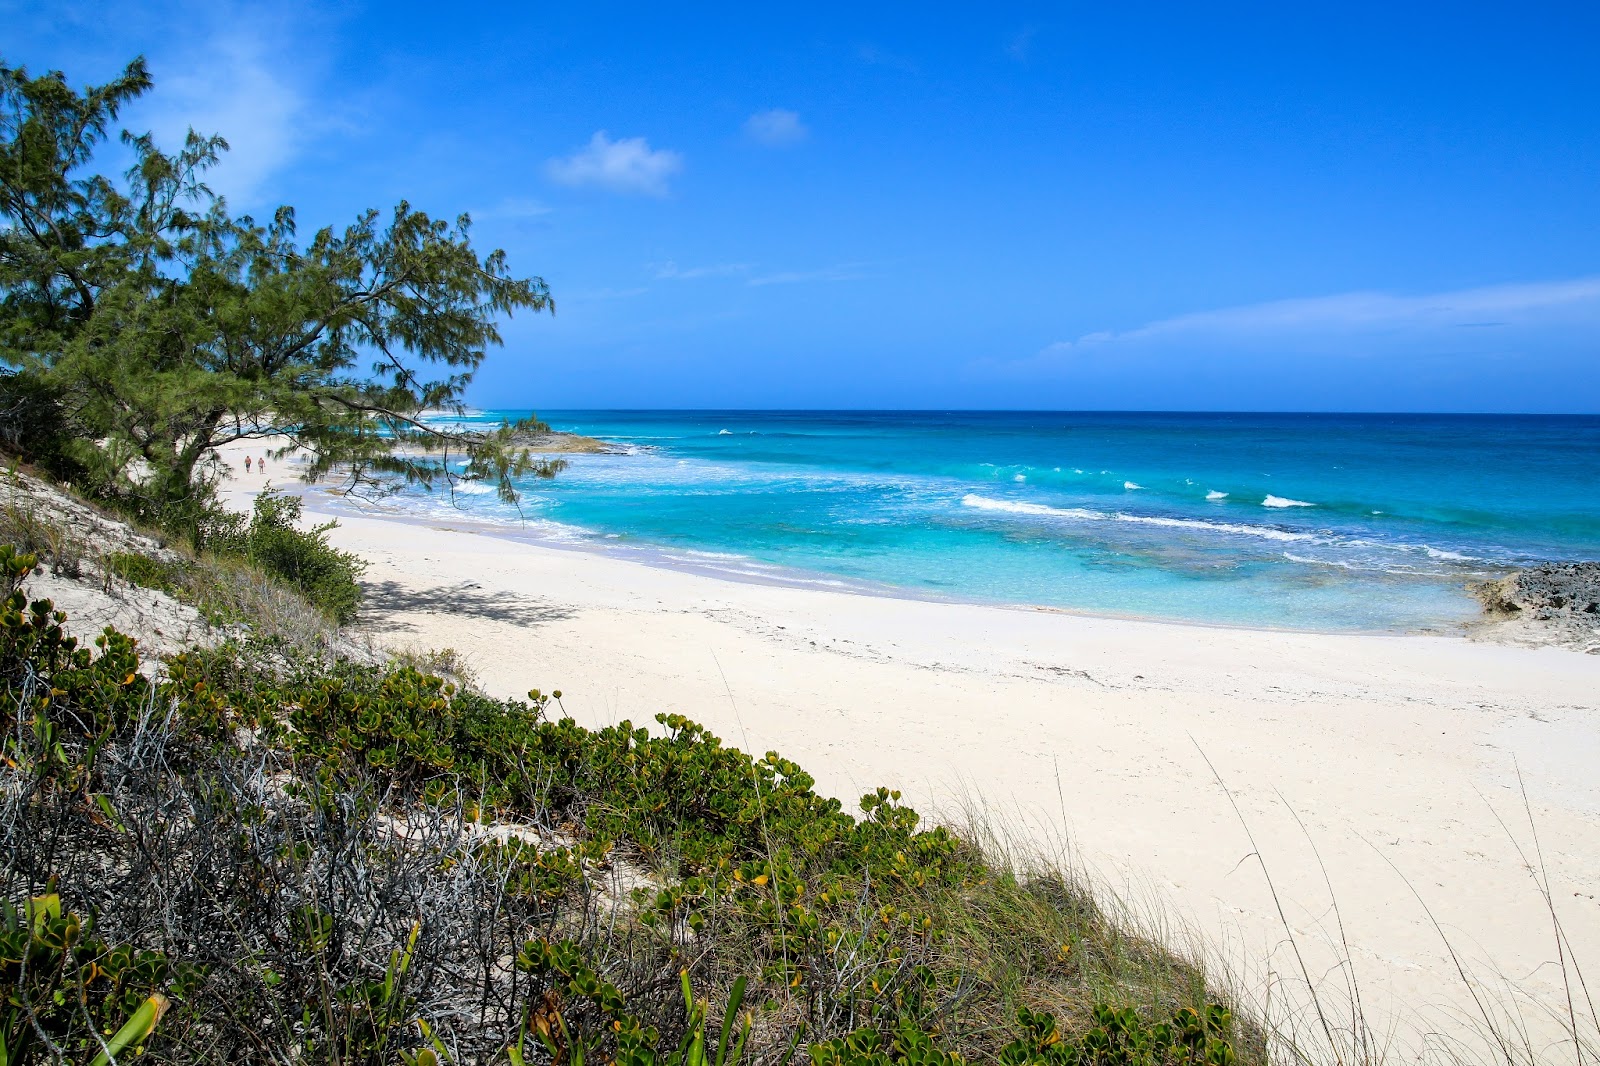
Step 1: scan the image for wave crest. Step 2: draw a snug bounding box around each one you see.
[959,494,1316,542]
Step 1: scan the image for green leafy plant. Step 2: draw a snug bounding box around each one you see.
[517,939,753,1066]
[0,555,1262,1065]
[0,893,191,1065]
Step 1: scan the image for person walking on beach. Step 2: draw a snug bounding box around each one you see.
[245,455,252,473]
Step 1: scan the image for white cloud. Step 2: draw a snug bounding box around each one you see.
[744,108,807,147]
[748,262,869,287]
[546,132,683,196]
[135,28,307,208]
[1027,276,1600,366]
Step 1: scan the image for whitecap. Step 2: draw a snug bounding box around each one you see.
[960,494,1104,521]
[1425,546,1476,561]
[1124,481,1143,490]
[959,494,1315,541]
[1263,495,1314,508]
[718,429,733,435]
[1014,473,1027,482]
[1206,490,1228,501]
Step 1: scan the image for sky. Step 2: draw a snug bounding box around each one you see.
[6,1,1600,412]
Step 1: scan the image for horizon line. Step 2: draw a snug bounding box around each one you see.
[471,406,1600,417]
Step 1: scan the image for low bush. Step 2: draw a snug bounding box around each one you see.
[0,544,1251,1064]
[198,489,366,623]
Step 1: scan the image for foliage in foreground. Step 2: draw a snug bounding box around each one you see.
[0,545,1248,1064]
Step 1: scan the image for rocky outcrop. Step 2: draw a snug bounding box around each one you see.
[1468,562,1600,652]
[508,431,626,454]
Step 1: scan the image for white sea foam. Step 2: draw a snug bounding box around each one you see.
[1014,473,1027,482]
[1114,513,1314,541]
[1263,495,1314,508]
[1284,552,1368,571]
[1424,546,1476,561]
[959,495,1316,541]
[450,481,498,495]
[960,494,1103,521]
[718,429,733,435]
[1206,490,1228,501]
[1283,552,1427,575]
[1124,481,1143,490]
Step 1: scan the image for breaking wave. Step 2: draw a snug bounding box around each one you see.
[960,494,1317,542]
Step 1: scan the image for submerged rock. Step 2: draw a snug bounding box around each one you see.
[1468,562,1600,652]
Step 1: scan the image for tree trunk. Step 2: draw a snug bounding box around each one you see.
[157,410,227,544]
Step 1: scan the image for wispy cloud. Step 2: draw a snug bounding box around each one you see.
[743,108,808,147]
[747,262,870,287]
[1019,276,1600,370]
[1006,27,1037,62]
[653,261,751,280]
[546,132,683,196]
[136,24,310,207]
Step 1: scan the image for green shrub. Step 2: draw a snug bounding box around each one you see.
[0,548,1253,1065]
[199,490,365,623]
[808,1004,1235,1066]
[0,893,198,1065]
[105,549,186,595]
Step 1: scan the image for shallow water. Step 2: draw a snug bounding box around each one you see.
[390,410,1600,632]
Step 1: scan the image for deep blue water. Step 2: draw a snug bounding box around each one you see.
[386,411,1600,631]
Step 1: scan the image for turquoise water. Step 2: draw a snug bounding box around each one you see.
[387,411,1600,632]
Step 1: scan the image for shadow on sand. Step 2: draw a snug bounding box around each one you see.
[359,579,576,631]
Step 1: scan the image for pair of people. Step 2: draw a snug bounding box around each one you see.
[244,455,266,474]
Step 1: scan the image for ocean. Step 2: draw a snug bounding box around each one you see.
[378,410,1600,632]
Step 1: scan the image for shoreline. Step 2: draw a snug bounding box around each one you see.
[218,441,1600,1055]
[307,477,1485,642]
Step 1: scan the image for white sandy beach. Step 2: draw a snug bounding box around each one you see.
[223,444,1600,1059]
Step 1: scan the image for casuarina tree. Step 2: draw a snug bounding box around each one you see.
[0,56,558,532]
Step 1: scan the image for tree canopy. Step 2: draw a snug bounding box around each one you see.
[0,55,557,528]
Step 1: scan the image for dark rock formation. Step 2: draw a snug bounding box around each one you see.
[1468,562,1600,652]
[1471,562,1600,618]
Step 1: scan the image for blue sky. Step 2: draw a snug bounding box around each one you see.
[8,1,1600,411]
